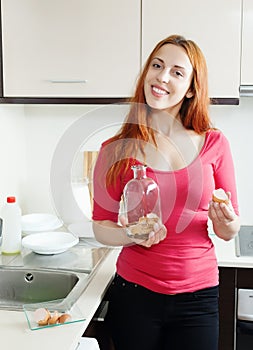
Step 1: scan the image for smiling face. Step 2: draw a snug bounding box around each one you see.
[144,44,194,115]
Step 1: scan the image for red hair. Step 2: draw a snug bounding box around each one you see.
[105,35,212,186]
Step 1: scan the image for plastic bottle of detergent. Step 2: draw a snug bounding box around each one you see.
[1,196,22,255]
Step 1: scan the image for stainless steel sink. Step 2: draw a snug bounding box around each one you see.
[0,266,90,311]
[0,245,111,311]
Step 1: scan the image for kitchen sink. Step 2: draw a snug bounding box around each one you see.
[0,266,90,311]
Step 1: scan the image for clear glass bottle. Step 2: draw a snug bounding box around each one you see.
[123,165,162,240]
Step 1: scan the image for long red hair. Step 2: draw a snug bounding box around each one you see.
[105,35,212,186]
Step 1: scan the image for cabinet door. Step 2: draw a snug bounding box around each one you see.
[241,0,253,86]
[237,268,253,289]
[142,0,241,99]
[218,267,236,350]
[1,0,140,97]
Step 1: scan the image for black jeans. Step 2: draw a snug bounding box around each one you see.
[105,274,219,350]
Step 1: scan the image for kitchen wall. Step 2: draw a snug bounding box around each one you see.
[0,104,26,208]
[210,97,253,225]
[0,97,253,225]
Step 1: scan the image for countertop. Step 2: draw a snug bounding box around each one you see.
[211,234,253,268]
[1,235,253,350]
[0,248,120,350]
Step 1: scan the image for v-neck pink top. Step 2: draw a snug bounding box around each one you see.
[92,129,239,294]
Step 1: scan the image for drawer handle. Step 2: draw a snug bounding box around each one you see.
[240,85,253,96]
[49,80,88,84]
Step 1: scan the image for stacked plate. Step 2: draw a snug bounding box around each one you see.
[21,213,79,255]
[21,213,63,235]
[22,231,79,255]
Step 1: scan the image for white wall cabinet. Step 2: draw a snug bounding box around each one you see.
[241,0,253,87]
[1,0,140,98]
[0,0,243,100]
[142,0,241,99]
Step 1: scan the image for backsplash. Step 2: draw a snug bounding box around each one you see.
[0,104,26,207]
[0,98,253,225]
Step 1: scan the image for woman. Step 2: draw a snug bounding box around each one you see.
[92,35,240,350]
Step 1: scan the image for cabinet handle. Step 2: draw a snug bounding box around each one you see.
[240,85,253,96]
[48,80,88,84]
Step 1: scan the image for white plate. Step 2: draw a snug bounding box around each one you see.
[22,232,79,255]
[22,221,63,235]
[68,221,94,238]
[22,213,63,234]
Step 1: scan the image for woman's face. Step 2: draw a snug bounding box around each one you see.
[144,44,194,114]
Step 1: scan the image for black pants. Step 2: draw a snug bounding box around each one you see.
[105,274,219,350]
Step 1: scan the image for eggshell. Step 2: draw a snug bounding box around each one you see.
[212,188,229,204]
[58,313,72,324]
[48,310,60,324]
[34,308,51,326]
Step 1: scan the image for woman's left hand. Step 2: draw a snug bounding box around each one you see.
[135,222,167,248]
[208,192,240,241]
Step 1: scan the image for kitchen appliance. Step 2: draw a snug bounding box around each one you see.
[236,289,253,349]
[235,225,253,257]
[77,337,100,350]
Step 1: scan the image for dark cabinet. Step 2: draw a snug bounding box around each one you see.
[237,268,253,289]
[219,267,237,350]
[83,300,114,350]
[219,267,253,350]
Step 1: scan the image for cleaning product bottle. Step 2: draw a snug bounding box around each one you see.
[1,196,22,255]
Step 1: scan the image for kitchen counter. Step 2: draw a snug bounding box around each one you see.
[1,234,253,349]
[0,247,120,350]
[211,234,253,268]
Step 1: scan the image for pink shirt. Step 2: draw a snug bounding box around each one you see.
[92,130,239,294]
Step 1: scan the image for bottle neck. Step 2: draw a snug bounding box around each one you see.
[131,165,147,179]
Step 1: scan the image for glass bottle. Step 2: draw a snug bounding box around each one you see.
[123,165,162,240]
